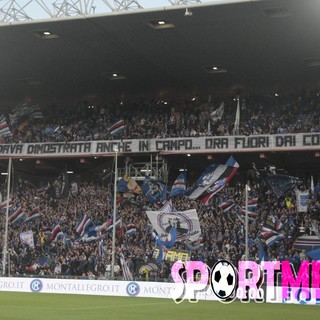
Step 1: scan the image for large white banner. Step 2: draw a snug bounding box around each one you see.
[0,132,320,158]
[146,209,201,242]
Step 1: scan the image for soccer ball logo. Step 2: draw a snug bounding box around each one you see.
[211,260,238,300]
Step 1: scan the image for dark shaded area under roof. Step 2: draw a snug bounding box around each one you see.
[0,0,319,108]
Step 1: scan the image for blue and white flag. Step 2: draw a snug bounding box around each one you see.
[76,214,90,235]
[293,235,320,251]
[142,176,167,204]
[155,225,177,265]
[188,156,239,200]
[126,223,137,236]
[25,207,41,224]
[87,217,122,238]
[0,115,12,137]
[9,206,25,224]
[0,197,13,210]
[30,105,43,119]
[239,198,258,217]
[81,218,93,236]
[64,234,73,248]
[119,253,133,281]
[98,240,108,257]
[117,175,141,194]
[261,220,285,247]
[218,200,235,212]
[262,231,285,247]
[170,172,187,198]
[51,224,63,242]
[108,120,125,136]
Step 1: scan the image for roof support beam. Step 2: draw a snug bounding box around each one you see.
[52,0,95,17]
[0,0,33,22]
[101,0,143,12]
[168,0,201,5]
[0,0,144,21]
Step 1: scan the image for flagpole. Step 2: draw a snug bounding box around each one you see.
[234,96,240,135]
[245,183,250,261]
[111,147,118,279]
[2,157,12,276]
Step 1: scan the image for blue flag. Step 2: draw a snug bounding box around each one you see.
[170,172,187,198]
[142,176,167,204]
[155,225,177,265]
[258,238,268,263]
[307,247,320,260]
[263,173,301,198]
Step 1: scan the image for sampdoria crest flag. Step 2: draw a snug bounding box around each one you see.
[188,156,239,200]
[142,176,167,204]
[146,209,201,242]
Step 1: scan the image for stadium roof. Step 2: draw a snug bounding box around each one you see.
[0,0,320,107]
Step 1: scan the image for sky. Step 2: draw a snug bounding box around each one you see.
[0,0,218,20]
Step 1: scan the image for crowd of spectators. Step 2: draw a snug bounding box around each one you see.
[0,171,318,281]
[0,88,320,280]
[1,89,320,144]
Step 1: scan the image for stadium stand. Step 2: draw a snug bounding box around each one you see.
[0,90,319,144]
[0,168,318,281]
[0,0,320,286]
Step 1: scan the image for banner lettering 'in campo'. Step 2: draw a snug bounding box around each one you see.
[1,133,320,157]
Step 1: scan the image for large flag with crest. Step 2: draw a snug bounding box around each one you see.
[263,173,301,198]
[253,164,301,199]
[142,176,167,204]
[188,156,239,201]
[146,208,201,242]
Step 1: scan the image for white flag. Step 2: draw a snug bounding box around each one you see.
[296,191,309,212]
[233,98,240,135]
[146,209,201,242]
[210,102,224,124]
[20,230,35,249]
